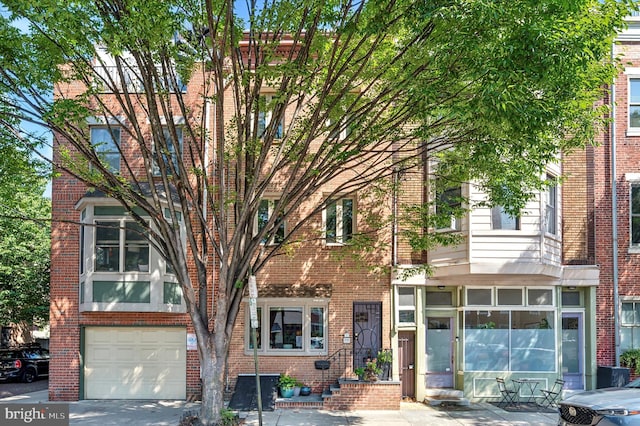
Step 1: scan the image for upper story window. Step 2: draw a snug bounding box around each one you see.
[435,185,462,231]
[544,175,557,235]
[491,206,520,230]
[324,197,354,244]
[91,126,121,173]
[258,95,283,139]
[95,220,149,273]
[153,126,183,176]
[327,116,352,141]
[630,78,640,131]
[256,199,285,245]
[632,184,640,247]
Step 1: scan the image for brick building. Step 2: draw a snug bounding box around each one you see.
[563,13,640,373]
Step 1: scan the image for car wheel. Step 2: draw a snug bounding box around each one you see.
[22,369,36,383]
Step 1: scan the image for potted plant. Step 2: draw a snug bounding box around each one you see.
[293,379,304,397]
[354,367,366,381]
[376,349,392,380]
[358,359,382,382]
[278,374,297,398]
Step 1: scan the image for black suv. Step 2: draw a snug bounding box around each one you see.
[0,345,49,383]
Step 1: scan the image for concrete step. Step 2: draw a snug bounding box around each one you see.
[424,388,470,407]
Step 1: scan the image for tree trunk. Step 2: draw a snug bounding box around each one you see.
[198,338,229,425]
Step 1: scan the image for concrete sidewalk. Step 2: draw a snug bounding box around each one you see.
[0,389,560,425]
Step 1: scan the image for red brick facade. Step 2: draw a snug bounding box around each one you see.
[565,35,640,368]
[49,63,394,403]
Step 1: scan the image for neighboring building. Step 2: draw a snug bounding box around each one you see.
[391,160,599,402]
[564,13,640,376]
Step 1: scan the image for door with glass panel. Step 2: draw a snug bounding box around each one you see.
[426,317,453,388]
[562,313,584,390]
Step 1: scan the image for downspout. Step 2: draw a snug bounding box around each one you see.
[611,43,620,367]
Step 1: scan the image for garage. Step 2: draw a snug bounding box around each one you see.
[84,327,186,399]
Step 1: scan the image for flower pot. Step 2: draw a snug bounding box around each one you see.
[280,387,294,398]
[293,386,301,397]
[300,386,311,396]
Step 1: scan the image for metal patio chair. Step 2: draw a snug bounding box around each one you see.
[538,378,564,408]
[496,377,518,408]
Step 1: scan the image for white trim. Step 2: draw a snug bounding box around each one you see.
[244,298,329,356]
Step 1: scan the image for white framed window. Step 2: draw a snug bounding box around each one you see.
[622,301,640,351]
[257,94,283,139]
[324,197,354,244]
[491,206,520,230]
[544,175,557,235]
[397,286,416,324]
[435,185,462,231]
[153,126,183,176]
[327,116,352,141]
[91,126,121,173]
[255,199,285,245]
[246,299,328,355]
[630,78,640,132]
[95,220,149,273]
[632,184,640,247]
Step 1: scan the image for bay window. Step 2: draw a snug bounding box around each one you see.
[77,203,185,313]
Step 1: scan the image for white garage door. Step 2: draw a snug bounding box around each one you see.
[84,327,186,399]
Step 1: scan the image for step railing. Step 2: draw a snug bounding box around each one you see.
[315,347,353,393]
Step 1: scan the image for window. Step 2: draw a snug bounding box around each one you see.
[153,126,183,175]
[544,175,557,235]
[491,206,520,230]
[327,116,352,141]
[397,287,416,324]
[497,288,523,306]
[325,198,354,244]
[621,301,640,351]
[76,203,185,312]
[436,185,462,230]
[95,220,149,272]
[632,185,640,246]
[467,288,492,305]
[256,199,285,244]
[630,78,640,130]
[464,310,555,372]
[246,300,327,354]
[257,95,283,139]
[91,126,121,172]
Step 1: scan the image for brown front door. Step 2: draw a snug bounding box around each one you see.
[399,331,415,399]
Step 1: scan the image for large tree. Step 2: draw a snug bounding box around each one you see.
[0,0,634,423]
[0,106,50,335]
